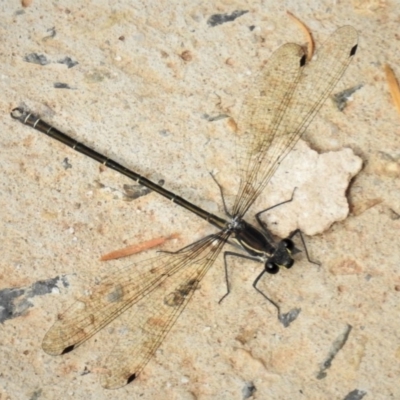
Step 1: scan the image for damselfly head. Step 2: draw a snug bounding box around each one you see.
[265,239,295,274]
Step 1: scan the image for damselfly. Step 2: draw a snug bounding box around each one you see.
[11,26,358,389]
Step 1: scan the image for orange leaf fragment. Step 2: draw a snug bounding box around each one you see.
[384,64,400,115]
[100,233,179,261]
[286,11,314,61]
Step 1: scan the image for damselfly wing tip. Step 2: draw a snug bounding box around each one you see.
[41,345,73,356]
[42,333,76,356]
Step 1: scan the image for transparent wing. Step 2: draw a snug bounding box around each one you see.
[232,26,358,217]
[100,232,228,389]
[231,42,306,215]
[42,231,230,388]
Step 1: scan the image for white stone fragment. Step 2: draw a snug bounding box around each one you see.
[258,139,362,237]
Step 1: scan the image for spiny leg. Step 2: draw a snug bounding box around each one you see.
[219,251,260,304]
[288,229,320,266]
[255,187,297,232]
[209,172,232,217]
[252,269,301,327]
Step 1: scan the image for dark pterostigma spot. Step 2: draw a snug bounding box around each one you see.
[61,344,75,354]
[279,307,301,327]
[316,324,352,379]
[343,389,367,400]
[207,10,248,27]
[24,53,50,66]
[332,84,363,111]
[57,56,79,68]
[0,275,69,323]
[242,381,256,399]
[127,373,136,384]
[54,82,72,89]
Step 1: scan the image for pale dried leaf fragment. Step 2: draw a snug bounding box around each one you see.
[21,0,33,7]
[384,64,400,115]
[286,11,314,60]
[100,233,179,261]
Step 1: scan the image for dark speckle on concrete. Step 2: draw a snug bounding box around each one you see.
[242,381,256,399]
[343,389,367,400]
[279,307,301,327]
[57,56,79,68]
[28,389,42,400]
[24,53,49,66]
[46,27,56,38]
[123,179,165,201]
[202,113,229,122]
[62,157,73,169]
[317,324,352,379]
[0,276,69,323]
[207,10,248,27]
[332,84,363,111]
[22,54,78,68]
[54,82,73,89]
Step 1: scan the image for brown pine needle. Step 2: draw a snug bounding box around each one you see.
[384,64,400,115]
[286,11,314,61]
[100,233,179,261]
